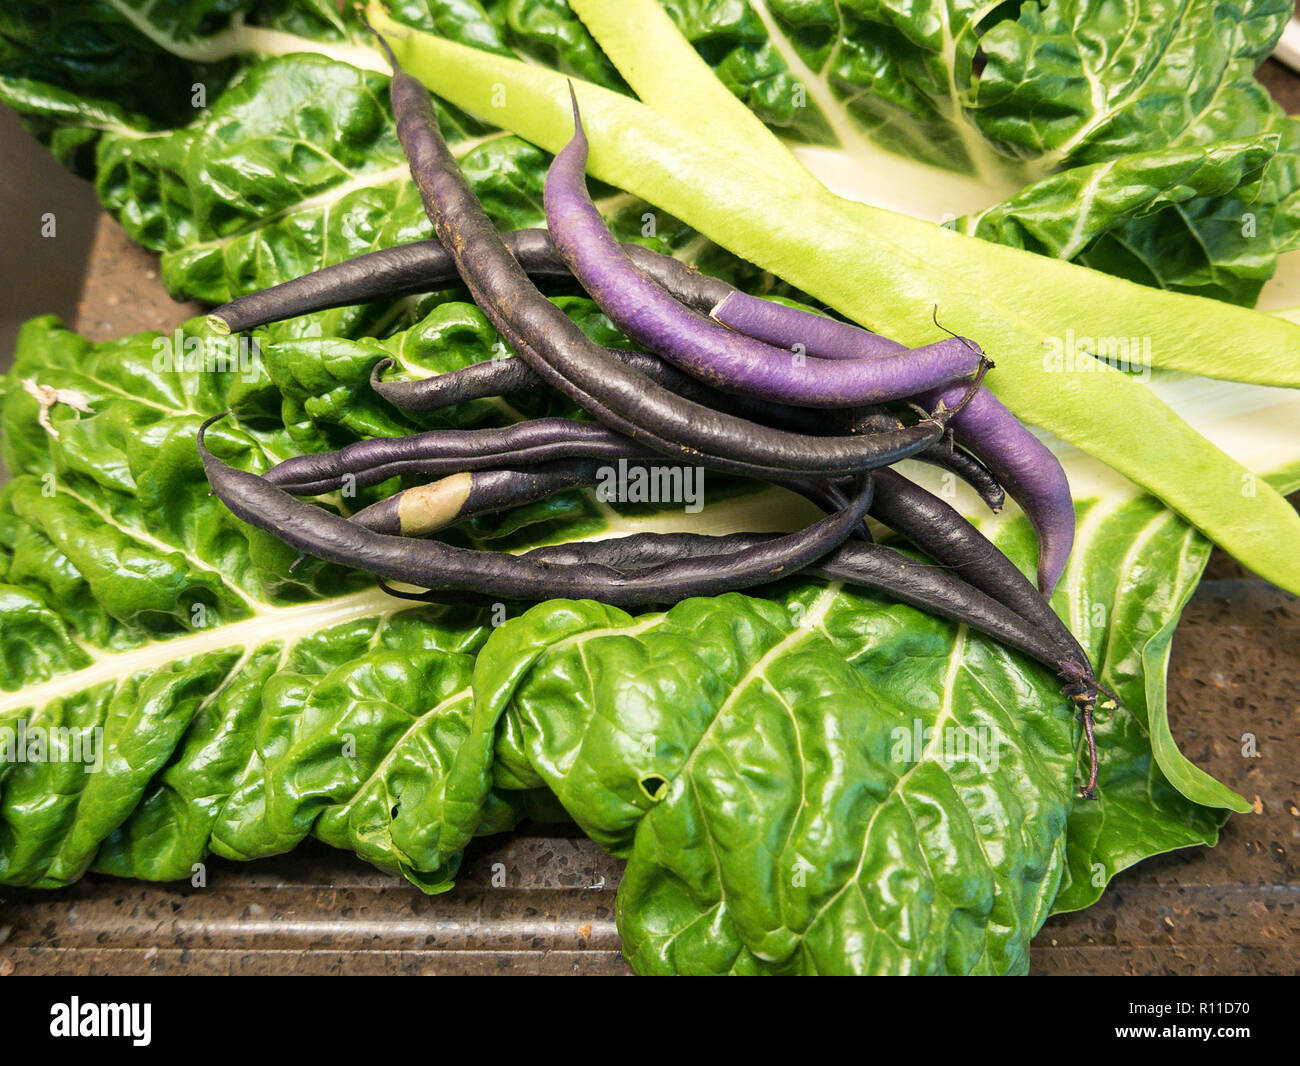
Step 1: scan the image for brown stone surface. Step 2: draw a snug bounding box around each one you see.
[1259,58,1300,112]
[1032,571,1300,975]
[0,57,1298,979]
[0,831,631,976]
[74,213,204,343]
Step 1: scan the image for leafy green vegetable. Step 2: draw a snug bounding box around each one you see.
[85,45,786,349]
[11,0,1299,586]
[0,308,1273,972]
[370,8,1300,601]
[463,590,1078,974]
[644,0,1300,307]
[954,136,1279,289]
[6,1,1298,300]
[3,0,1300,974]
[0,315,550,889]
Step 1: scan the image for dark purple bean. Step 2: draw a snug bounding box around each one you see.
[374,355,1000,513]
[264,418,660,495]
[711,290,1073,593]
[370,354,541,413]
[208,227,733,335]
[867,468,1100,795]
[525,531,1068,669]
[352,459,870,542]
[351,463,591,536]
[199,414,873,608]
[370,33,956,479]
[523,521,1101,796]
[709,290,900,360]
[919,386,1073,594]
[850,407,1005,512]
[372,349,837,436]
[867,470,1084,668]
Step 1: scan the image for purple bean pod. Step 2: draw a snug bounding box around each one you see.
[543,89,983,409]
[919,386,1074,595]
[711,292,1074,594]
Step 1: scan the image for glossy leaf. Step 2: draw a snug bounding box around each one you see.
[0,313,1260,973]
[463,589,1076,974]
[3,1,1299,975]
[0,318,529,888]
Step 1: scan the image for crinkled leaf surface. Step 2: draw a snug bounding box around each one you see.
[3,0,1298,973]
[461,589,1077,974]
[85,45,791,336]
[0,313,1252,972]
[648,0,1300,304]
[0,318,515,889]
[5,0,1299,303]
[439,486,1256,969]
[954,136,1281,302]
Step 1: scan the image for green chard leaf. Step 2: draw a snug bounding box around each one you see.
[435,477,1250,971]
[0,317,516,888]
[953,135,1282,304]
[2,6,814,337]
[457,588,1078,974]
[82,43,789,336]
[966,0,1300,304]
[631,0,1300,304]
[3,0,1298,975]
[0,311,1252,972]
[15,0,1296,304]
[1047,500,1236,913]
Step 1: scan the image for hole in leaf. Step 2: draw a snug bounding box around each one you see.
[639,774,669,801]
[390,804,400,820]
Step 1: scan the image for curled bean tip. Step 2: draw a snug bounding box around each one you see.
[358,9,399,72]
[198,411,231,439]
[931,306,983,356]
[565,80,585,143]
